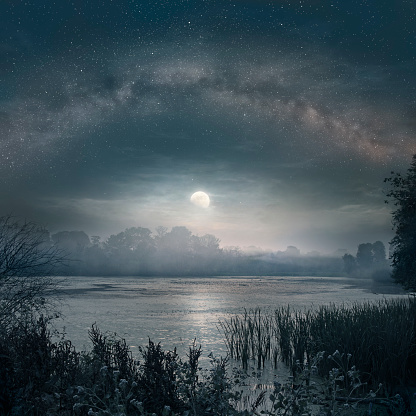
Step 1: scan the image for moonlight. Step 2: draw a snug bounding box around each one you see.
[190,191,210,208]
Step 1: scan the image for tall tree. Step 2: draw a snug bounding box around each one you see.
[104,227,155,274]
[372,241,387,266]
[384,155,416,290]
[356,243,374,269]
[342,253,357,275]
[51,231,90,255]
[105,227,154,254]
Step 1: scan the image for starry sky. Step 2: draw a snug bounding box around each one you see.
[1,0,415,253]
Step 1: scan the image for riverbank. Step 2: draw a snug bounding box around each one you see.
[1,306,415,415]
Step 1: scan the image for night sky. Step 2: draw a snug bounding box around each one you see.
[1,0,415,253]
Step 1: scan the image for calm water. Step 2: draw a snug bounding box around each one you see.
[56,275,406,359]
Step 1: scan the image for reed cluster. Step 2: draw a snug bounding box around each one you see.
[219,297,416,390]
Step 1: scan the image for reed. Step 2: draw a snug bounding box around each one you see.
[219,297,416,390]
[218,308,276,370]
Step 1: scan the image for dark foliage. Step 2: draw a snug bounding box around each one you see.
[0,319,245,416]
[0,315,59,415]
[89,323,136,381]
[137,340,182,413]
[1,311,416,415]
[49,223,344,277]
[342,241,389,279]
[385,154,416,290]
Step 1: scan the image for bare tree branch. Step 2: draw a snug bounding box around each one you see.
[0,215,67,329]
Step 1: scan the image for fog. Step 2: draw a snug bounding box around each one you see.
[46,225,393,289]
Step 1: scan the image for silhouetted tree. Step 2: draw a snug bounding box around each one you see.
[51,231,90,252]
[342,241,389,279]
[193,234,221,255]
[385,155,416,290]
[166,226,192,253]
[154,226,168,247]
[285,246,300,257]
[104,227,155,274]
[356,243,374,269]
[342,253,357,275]
[105,227,154,254]
[83,239,110,275]
[372,241,387,266]
[156,227,193,273]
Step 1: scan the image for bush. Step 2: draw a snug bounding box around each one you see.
[0,321,249,415]
[1,314,415,415]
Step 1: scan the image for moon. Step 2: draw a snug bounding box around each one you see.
[190,191,210,208]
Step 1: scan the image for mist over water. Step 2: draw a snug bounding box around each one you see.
[57,275,406,359]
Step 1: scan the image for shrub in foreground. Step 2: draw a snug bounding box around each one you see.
[0,318,247,415]
[1,315,415,415]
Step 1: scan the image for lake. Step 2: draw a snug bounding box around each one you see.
[57,275,406,361]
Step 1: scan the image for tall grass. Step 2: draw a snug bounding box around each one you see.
[219,308,274,370]
[219,297,416,390]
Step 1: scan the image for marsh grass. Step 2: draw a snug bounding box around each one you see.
[2,313,415,415]
[219,308,274,370]
[219,297,416,391]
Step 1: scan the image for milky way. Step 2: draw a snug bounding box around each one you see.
[1,1,415,252]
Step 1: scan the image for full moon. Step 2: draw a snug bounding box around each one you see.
[190,191,210,208]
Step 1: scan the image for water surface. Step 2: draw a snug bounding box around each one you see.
[57,275,405,359]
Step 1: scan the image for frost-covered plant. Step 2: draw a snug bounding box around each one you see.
[260,352,324,416]
[71,340,250,416]
[177,352,244,416]
[72,369,139,416]
[259,351,386,416]
[5,317,414,416]
[322,350,383,415]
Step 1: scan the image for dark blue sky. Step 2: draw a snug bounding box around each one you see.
[1,0,415,252]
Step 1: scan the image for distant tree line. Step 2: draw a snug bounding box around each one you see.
[50,226,223,276]
[0,214,396,280]
[34,225,347,277]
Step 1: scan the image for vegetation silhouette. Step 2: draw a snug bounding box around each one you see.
[0,214,65,330]
[385,154,416,290]
[342,241,390,282]
[50,225,349,277]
